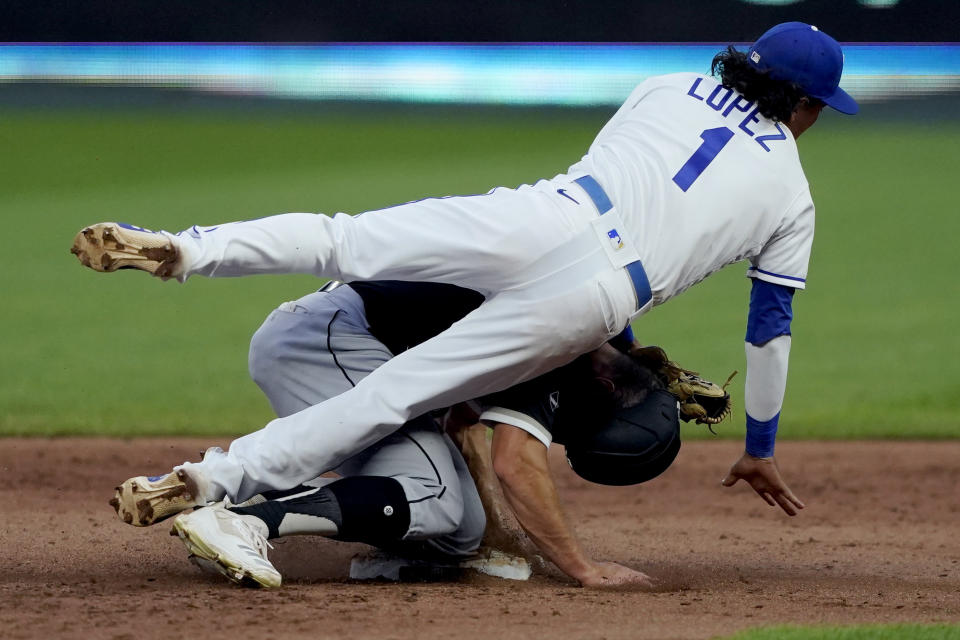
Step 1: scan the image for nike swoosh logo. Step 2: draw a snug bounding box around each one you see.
[557,188,579,205]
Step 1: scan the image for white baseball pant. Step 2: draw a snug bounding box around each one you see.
[178,178,641,503]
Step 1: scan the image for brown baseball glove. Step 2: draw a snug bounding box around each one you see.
[628,344,736,430]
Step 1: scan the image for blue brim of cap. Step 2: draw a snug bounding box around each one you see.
[823,86,859,115]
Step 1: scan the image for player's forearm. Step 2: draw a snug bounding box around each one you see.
[498,471,594,580]
[491,427,594,581]
[743,334,790,457]
[743,278,795,457]
[455,423,517,543]
[174,213,345,280]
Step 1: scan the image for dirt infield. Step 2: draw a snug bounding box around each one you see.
[1,438,958,640]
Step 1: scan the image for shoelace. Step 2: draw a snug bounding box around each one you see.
[232,516,274,558]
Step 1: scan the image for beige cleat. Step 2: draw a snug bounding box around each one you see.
[172,506,281,588]
[110,470,204,527]
[70,222,180,277]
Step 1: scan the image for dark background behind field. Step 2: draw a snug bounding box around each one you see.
[5,0,957,42]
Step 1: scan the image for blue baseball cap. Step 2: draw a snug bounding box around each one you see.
[747,22,859,115]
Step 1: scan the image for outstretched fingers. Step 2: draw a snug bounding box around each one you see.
[758,490,777,508]
[758,483,804,516]
[721,453,805,516]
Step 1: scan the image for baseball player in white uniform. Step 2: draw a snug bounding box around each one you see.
[72,23,857,584]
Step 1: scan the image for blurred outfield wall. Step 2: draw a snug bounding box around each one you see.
[1,43,958,107]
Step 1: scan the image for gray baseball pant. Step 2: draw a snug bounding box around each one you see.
[245,285,485,559]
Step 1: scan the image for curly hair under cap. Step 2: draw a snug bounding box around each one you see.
[710,46,814,123]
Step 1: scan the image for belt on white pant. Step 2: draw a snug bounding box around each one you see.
[572,175,652,310]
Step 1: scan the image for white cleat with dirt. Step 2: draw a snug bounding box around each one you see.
[172,506,281,588]
[70,222,181,278]
[110,469,206,527]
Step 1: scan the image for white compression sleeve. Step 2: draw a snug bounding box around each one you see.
[744,335,791,457]
[744,334,791,421]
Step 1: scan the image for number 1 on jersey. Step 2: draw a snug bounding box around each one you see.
[672,127,734,192]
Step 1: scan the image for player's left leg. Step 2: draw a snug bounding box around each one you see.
[168,291,482,584]
[188,425,477,584]
[222,416,483,556]
[72,180,595,295]
[170,415,483,586]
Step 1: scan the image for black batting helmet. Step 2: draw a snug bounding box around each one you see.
[564,389,680,486]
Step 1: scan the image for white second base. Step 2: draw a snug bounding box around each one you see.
[349,548,532,582]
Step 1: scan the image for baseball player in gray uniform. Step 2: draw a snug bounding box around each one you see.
[73,23,856,583]
[165,279,670,588]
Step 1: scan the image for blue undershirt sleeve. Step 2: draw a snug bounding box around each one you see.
[745,279,795,346]
[745,412,781,458]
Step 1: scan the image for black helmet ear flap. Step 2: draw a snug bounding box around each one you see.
[564,390,680,486]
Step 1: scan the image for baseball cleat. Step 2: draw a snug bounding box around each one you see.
[110,469,204,527]
[70,222,180,277]
[172,506,281,588]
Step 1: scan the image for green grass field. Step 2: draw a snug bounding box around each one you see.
[2,100,958,438]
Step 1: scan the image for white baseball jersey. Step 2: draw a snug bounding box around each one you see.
[166,72,820,498]
[565,72,815,300]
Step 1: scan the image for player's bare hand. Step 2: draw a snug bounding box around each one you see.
[577,561,655,589]
[721,453,805,516]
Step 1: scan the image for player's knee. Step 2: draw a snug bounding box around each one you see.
[409,485,466,539]
[248,314,285,390]
[456,503,485,552]
[409,488,484,556]
[435,491,466,535]
[449,477,485,552]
